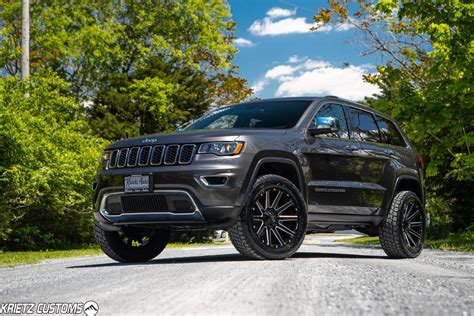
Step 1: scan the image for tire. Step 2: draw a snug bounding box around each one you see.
[229,174,307,260]
[379,191,425,259]
[94,220,170,263]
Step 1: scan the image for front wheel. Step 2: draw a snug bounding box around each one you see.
[94,221,170,263]
[379,191,426,259]
[229,174,307,260]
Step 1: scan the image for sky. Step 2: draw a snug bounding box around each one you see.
[228,0,381,101]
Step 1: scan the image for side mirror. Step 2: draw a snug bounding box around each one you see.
[308,116,340,136]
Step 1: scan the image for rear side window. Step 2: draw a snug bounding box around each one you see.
[376,116,406,147]
[346,107,381,143]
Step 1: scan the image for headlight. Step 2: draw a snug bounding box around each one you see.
[198,142,244,156]
[101,150,111,162]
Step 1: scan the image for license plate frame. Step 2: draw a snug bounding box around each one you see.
[124,174,151,193]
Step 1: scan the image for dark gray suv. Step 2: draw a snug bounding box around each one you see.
[93,96,426,261]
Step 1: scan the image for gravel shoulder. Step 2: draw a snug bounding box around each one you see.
[0,235,472,315]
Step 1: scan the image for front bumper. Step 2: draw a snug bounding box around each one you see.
[93,153,252,229]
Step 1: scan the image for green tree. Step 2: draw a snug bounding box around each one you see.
[0,0,251,140]
[0,73,108,250]
[313,0,473,232]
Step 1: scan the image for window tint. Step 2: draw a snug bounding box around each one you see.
[186,101,312,130]
[376,116,406,147]
[346,107,381,143]
[313,104,349,139]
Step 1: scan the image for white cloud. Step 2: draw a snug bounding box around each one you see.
[266,7,296,18]
[265,65,296,79]
[233,37,255,47]
[251,79,268,94]
[249,17,313,36]
[248,7,353,36]
[253,57,380,100]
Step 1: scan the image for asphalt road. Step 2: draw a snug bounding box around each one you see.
[1,235,473,316]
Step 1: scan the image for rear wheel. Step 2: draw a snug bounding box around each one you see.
[379,191,425,258]
[94,221,169,263]
[229,174,307,260]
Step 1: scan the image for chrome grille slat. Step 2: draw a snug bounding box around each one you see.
[164,145,180,165]
[138,146,152,166]
[109,150,119,168]
[108,144,196,168]
[117,148,129,168]
[127,147,140,167]
[150,145,165,165]
[179,144,196,164]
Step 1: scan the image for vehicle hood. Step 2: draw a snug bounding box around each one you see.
[106,129,288,149]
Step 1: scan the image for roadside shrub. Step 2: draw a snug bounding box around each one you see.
[0,73,107,251]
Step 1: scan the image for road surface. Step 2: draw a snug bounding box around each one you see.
[1,235,473,315]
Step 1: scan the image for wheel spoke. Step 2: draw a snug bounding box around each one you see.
[276,223,295,236]
[256,222,264,236]
[276,200,294,215]
[255,200,264,215]
[271,228,284,246]
[404,203,414,219]
[410,221,422,227]
[405,231,417,248]
[265,226,270,246]
[278,215,298,221]
[265,190,271,209]
[252,215,263,220]
[403,230,411,247]
[406,208,420,222]
[271,190,283,209]
[408,228,422,239]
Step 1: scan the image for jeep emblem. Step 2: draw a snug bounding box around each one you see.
[142,138,158,144]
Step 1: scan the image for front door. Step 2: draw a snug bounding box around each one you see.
[304,103,363,214]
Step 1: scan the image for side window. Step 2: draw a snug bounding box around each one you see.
[376,116,406,147]
[205,115,238,129]
[346,107,381,143]
[312,104,349,139]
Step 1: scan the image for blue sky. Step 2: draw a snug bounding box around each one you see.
[227,0,380,100]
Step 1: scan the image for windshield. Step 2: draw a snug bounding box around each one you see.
[186,101,312,130]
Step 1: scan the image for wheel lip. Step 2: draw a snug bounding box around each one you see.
[399,195,425,255]
[246,183,305,254]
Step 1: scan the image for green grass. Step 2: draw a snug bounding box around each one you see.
[0,241,228,267]
[337,230,474,253]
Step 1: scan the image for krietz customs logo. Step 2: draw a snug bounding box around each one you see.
[0,301,99,315]
[142,138,158,144]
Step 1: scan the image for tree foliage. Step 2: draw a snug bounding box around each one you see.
[314,0,473,231]
[0,73,107,250]
[0,0,251,140]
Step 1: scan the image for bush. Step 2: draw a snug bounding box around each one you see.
[0,73,107,251]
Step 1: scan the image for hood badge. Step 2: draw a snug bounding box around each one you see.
[142,138,158,144]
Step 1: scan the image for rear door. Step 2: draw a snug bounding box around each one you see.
[304,103,363,214]
[344,107,397,215]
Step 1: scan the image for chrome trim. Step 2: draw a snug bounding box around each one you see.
[99,190,204,221]
[150,145,165,165]
[116,148,129,168]
[138,146,152,166]
[178,144,196,164]
[164,145,180,165]
[108,149,119,169]
[199,175,229,187]
[126,147,140,167]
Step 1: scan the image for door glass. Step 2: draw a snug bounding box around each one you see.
[375,116,406,147]
[313,104,349,139]
[346,107,381,143]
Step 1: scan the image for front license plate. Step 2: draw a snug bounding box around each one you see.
[124,175,150,193]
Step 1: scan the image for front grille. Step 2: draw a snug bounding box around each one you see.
[121,195,169,213]
[107,144,197,169]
